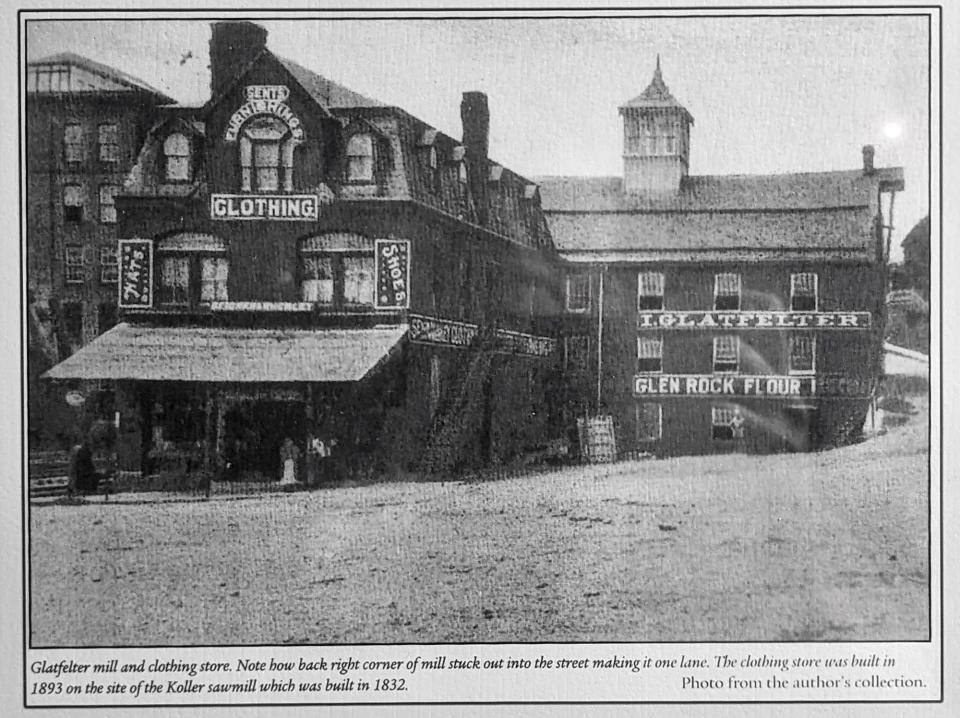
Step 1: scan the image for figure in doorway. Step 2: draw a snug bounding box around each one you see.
[278,437,300,487]
[307,427,336,487]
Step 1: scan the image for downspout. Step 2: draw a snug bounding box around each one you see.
[595,265,605,414]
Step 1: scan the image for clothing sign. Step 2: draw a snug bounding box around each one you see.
[210,194,319,221]
[637,311,872,329]
[633,374,875,398]
[224,85,304,142]
[375,239,411,309]
[118,239,152,308]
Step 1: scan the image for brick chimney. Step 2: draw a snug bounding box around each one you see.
[461,91,490,224]
[862,144,876,175]
[209,21,268,99]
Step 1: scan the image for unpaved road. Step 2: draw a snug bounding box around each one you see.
[30,403,929,646]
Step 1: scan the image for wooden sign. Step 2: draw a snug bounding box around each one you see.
[118,239,153,308]
[375,239,411,309]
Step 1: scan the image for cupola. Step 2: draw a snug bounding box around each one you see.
[619,57,694,195]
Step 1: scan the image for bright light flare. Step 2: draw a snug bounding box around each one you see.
[883,122,903,140]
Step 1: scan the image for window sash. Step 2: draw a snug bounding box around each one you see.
[160,256,190,305]
[98,123,120,162]
[789,334,816,374]
[636,336,663,359]
[637,272,664,297]
[791,273,818,310]
[64,246,84,283]
[712,407,741,426]
[64,124,84,163]
[63,185,83,206]
[636,403,662,441]
[200,257,229,302]
[564,335,590,372]
[100,246,118,283]
[713,335,740,372]
[347,134,374,182]
[301,256,334,304]
[99,185,118,224]
[343,255,375,305]
[566,274,591,312]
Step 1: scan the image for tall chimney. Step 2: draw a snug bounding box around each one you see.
[461,91,490,224]
[209,21,269,99]
[862,144,876,175]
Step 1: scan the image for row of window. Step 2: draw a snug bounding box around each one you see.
[62,184,119,224]
[635,404,746,442]
[63,122,121,166]
[566,272,820,313]
[624,117,683,157]
[563,333,816,375]
[64,245,118,284]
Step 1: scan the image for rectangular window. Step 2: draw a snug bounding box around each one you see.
[565,273,591,313]
[64,123,84,166]
[563,335,590,373]
[200,257,229,302]
[789,334,816,374]
[64,246,84,283]
[791,272,818,311]
[714,273,741,310]
[160,256,190,306]
[712,406,744,441]
[253,142,280,191]
[61,301,83,344]
[347,134,374,182]
[99,184,118,224]
[343,255,375,305]
[637,335,663,373]
[63,184,84,223]
[164,133,191,181]
[637,271,665,310]
[100,245,118,283]
[429,354,442,419]
[301,255,335,304]
[98,302,117,334]
[713,335,740,373]
[636,403,662,442]
[98,123,120,163]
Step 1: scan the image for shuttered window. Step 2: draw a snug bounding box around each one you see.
[789,334,816,374]
[712,406,744,440]
[637,335,663,373]
[637,271,665,310]
[98,123,120,163]
[566,274,591,312]
[791,273,818,311]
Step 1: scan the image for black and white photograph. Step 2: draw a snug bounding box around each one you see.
[15,3,943,709]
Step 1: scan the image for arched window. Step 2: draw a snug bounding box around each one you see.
[346,133,374,182]
[163,133,191,182]
[239,116,295,192]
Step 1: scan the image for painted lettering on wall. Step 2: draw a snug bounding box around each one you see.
[375,239,411,309]
[117,239,152,308]
[633,374,875,398]
[224,85,304,142]
[210,194,319,221]
[637,311,872,329]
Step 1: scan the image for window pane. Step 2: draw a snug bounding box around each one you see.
[347,134,374,181]
[161,256,190,305]
[200,257,229,302]
[791,273,818,311]
[167,157,191,181]
[713,336,739,372]
[64,246,84,283]
[566,274,590,312]
[343,255,374,305]
[715,273,741,310]
[636,403,662,441]
[789,334,815,373]
[64,124,84,162]
[253,143,280,191]
[99,185,118,224]
[100,246,118,283]
[64,185,83,205]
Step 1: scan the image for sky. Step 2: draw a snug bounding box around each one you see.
[25,13,930,259]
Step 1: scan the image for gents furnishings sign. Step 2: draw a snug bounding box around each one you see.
[375,239,411,309]
[118,239,152,308]
[637,311,872,329]
[224,85,305,142]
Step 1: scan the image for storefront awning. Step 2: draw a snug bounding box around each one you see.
[43,323,408,383]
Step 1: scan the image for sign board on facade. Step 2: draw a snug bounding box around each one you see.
[224,85,304,142]
[633,374,875,398]
[637,311,872,329]
[409,314,557,358]
[210,194,319,221]
[118,239,153,308]
[375,239,411,309]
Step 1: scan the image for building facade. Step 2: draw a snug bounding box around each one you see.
[46,22,563,484]
[25,54,174,444]
[540,61,903,456]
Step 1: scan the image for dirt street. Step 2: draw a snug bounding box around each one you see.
[30,402,929,646]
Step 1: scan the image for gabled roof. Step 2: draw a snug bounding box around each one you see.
[27,52,174,102]
[536,169,901,213]
[275,55,386,109]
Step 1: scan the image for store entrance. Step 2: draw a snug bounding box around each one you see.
[784,406,819,451]
[223,400,304,480]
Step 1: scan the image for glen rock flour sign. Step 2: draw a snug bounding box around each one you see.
[375,239,411,309]
[118,239,152,308]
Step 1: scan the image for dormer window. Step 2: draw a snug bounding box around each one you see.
[163,133,191,182]
[239,116,294,192]
[346,133,374,183]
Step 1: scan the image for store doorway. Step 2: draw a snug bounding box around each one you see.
[223,400,304,480]
[784,406,819,451]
